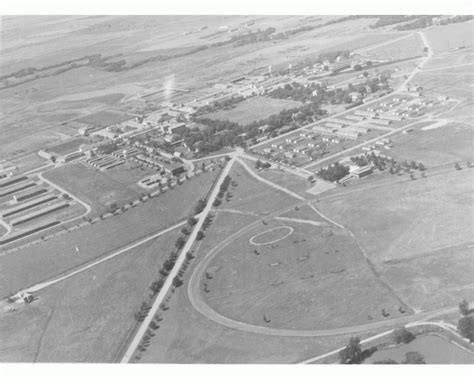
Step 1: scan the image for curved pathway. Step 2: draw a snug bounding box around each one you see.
[187,154,450,338]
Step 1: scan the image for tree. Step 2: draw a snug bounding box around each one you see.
[196,230,205,241]
[455,162,462,170]
[108,202,119,212]
[187,216,197,226]
[458,315,474,342]
[339,337,362,364]
[392,327,415,345]
[418,162,426,171]
[467,161,472,168]
[149,278,165,294]
[401,351,425,364]
[175,236,186,249]
[172,276,183,288]
[353,64,363,71]
[459,300,470,316]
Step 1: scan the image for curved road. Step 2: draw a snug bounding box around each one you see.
[186,158,461,338]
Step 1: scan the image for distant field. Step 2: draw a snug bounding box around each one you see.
[363,34,424,60]
[76,110,133,127]
[424,21,474,53]
[202,97,302,125]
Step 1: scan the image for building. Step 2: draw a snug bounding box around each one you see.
[335,129,361,140]
[352,165,373,178]
[370,118,392,126]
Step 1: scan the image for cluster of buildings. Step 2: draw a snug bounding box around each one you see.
[0,174,80,246]
[257,130,346,166]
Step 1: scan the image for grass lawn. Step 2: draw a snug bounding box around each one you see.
[0,169,218,296]
[203,217,406,330]
[0,230,177,362]
[138,211,352,363]
[202,97,302,125]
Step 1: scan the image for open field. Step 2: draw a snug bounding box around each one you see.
[416,66,474,99]
[362,33,424,60]
[202,217,406,330]
[317,168,474,311]
[203,97,302,125]
[251,167,314,198]
[317,168,473,263]
[43,163,139,216]
[0,229,178,362]
[138,210,355,363]
[0,169,218,295]
[382,246,474,311]
[364,334,474,364]
[220,161,300,216]
[387,121,474,167]
[424,21,474,53]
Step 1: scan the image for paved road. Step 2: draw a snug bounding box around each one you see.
[120,154,238,363]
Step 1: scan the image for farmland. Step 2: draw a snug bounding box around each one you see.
[202,97,303,125]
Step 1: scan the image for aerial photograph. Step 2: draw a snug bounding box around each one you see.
[0,4,473,371]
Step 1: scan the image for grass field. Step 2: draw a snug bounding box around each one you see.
[44,163,139,217]
[424,21,474,53]
[0,169,218,296]
[0,229,178,362]
[382,246,474,311]
[203,97,302,125]
[387,121,473,167]
[317,168,473,311]
[138,211,354,363]
[221,161,300,216]
[363,33,424,60]
[416,66,474,99]
[202,217,406,330]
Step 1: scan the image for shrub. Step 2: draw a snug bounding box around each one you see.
[392,327,415,344]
